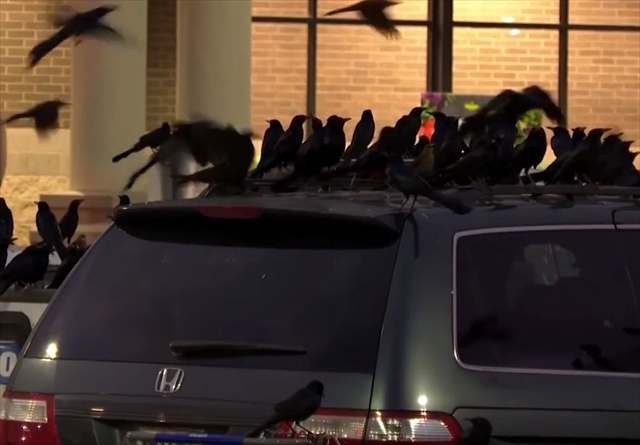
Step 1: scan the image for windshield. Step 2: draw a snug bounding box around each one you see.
[26,215,400,373]
[456,228,640,374]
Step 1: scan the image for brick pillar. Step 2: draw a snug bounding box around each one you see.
[172,0,252,198]
[34,0,149,244]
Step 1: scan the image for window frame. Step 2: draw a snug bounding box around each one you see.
[452,223,640,379]
[251,0,640,126]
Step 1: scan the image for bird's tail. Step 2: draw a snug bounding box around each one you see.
[112,142,144,163]
[3,112,29,125]
[271,170,301,192]
[170,173,194,186]
[324,4,361,16]
[244,417,279,439]
[418,180,472,215]
[52,239,68,262]
[0,279,14,298]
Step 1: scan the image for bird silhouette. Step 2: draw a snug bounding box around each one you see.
[28,5,121,69]
[35,201,67,260]
[58,199,83,244]
[325,0,401,39]
[547,126,573,158]
[388,129,472,214]
[342,109,375,160]
[0,198,14,242]
[253,119,285,178]
[47,235,89,290]
[249,114,308,178]
[0,242,51,297]
[245,381,324,438]
[112,122,172,163]
[3,100,69,138]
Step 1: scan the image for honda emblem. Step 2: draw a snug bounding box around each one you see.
[155,368,185,394]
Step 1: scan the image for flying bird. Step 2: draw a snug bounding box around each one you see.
[325,0,401,39]
[112,122,172,163]
[28,5,121,69]
[3,100,69,138]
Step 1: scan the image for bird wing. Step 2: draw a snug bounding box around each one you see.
[28,30,69,68]
[362,8,400,39]
[324,1,366,16]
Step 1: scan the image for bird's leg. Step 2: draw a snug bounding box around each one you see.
[408,195,418,212]
[399,196,409,211]
[293,422,313,436]
[350,173,358,187]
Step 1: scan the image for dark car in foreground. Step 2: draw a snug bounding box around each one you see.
[1,183,639,445]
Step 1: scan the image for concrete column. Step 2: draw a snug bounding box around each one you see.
[33,0,148,244]
[174,0,252,198]
[70,0,148,195]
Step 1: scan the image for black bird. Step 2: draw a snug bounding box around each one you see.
[342,109,375,161]
[435,115,466,170]
[172,128,255,192]
[112,122,172,163]
[388,132,472,215]
[325,0,400,39]
[35,201,67,261]
[0,242,51,297]
[249,114,308,178]
[1,237,17,273]
[428,134,498,187]
[47,235,89,290]
[508,126,548,181]
[252,119,285,179]
[459,85,565,138]
[325,125,395,184]
[3,100,69,138]
[28,5,121,69]
[245,381,324,438]
[395,107,426,158]
[550,127,610,184]
[457,417,493,445]
[547,126,573,158]
[117,194,130,207]
[58,199,83,244]
[0,198,14,241]
[122,118,224,191]
[322,115,351,168]
[571,126,587,150]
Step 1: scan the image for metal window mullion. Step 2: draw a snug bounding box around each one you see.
[559,0,569,122]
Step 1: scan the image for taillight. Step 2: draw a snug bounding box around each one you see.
[0,391,61,445]
[199,206,263,219]
[297,409,463,445]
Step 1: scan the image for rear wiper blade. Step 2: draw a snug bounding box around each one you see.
[169,341,307,359]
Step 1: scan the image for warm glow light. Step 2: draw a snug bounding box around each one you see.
[417,395,428,406]
[502,16,515,23]
[44,343,58,360]
[509,29,521,36]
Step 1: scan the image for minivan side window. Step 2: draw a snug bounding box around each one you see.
[455,228,640,374]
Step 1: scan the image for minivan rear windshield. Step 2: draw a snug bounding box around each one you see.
[456,228,640,374]
[26,213,400,373]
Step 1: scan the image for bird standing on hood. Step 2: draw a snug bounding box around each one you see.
[245,381,325,438]
[254,120,285,178]
[3,100,69,138]
[35,201,67,261]
[58,199,84,244]
[0,242,52,297]
[28,5,121,69]
[547,126,573,158]
[249,114,309,178]
[342,109,375,161]
[0,198,14,242]
[325,0,401,39]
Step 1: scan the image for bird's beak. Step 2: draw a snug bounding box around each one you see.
[599,128,612,133]
[265,120,270,124]
[611,133,623,138]
[342,117,351,122]
[546,126,555,130]
[33,201,39,205]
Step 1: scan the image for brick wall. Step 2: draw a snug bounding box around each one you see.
[253,0,639,167]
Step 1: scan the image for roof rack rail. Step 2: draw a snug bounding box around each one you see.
[454,184,640,197]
